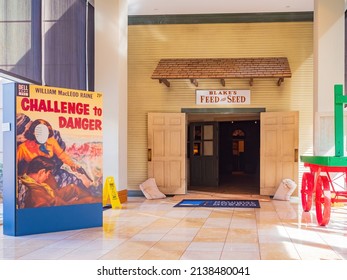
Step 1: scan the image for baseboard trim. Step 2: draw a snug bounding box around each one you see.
[118,189,128,203]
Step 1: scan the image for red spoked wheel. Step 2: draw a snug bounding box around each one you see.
[301,172,314,211]
[315,176,331,226]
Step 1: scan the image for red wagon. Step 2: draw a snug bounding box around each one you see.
[300,85,347,226]
[300,157,347,226]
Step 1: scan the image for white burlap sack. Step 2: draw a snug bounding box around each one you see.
[273,179,297,201]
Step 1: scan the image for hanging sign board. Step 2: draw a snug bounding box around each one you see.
[196,89,251,105]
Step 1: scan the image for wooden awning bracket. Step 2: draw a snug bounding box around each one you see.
[190,79,198,87]
[249,78,254,86]
[277,77,284,86]
[157,77,287,87]
[159,78,170,87]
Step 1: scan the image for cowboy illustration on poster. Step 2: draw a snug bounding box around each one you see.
[15,84,103,208]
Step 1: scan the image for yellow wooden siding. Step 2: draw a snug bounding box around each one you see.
[128,22,313,191]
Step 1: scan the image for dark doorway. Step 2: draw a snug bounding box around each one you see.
[188,119,260,194]
[218,120,260,194]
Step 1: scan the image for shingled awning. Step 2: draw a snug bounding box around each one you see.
[151,57,291,87]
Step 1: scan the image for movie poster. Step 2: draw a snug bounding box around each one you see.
[15,84,103,209]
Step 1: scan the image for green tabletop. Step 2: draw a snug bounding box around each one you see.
[301,155,347,167]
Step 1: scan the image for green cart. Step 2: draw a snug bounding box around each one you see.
[300,85,347,226]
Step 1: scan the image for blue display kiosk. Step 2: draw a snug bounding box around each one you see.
[2,82,103,236]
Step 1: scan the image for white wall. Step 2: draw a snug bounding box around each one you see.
[94,0,128,190]
[314,0,345,155]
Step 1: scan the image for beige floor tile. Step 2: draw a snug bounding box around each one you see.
[175,218,206,228]
[58,247,112,260]
[229,218,257,229]
[187,242,225,251]
[223,242,259,252]
[130,232,166,242]
[294,243,344,260]
[185,209,212,218]
[164,209,192,219]
[258,232,291,243]
[193,228,228,242]
[209,209,234,218]
[146,218,181,229]
[168,226,200,234]
[138,227,173,235]
[45,239,93,249]
[259,243,301,260]
[0,238,57,249]
[231,214,257,221]
[180,250,221,260]
[140,248,183,260]
[104,226,142,238]
[65,229,105,240]
[226,229,258,243]
[220,251,260,260]
[151,241,191,251]
[99,241,156,260]
[17,247,78,260]
[202,218,231,228]
[160,235,195,242]
[81,237,127,250]
[161,227,200,242]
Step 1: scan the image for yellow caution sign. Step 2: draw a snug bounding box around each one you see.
[103,176,122,209]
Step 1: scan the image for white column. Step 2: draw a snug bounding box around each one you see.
[314,0,345,155]
[95,0,128,190]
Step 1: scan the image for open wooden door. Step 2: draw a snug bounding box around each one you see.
[148,113,186,195]
[260,111,299,196]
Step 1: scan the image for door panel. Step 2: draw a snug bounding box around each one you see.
[148,113,186,195]
[203,158,218,185]
[189,122,219,187]
[168,130,181,156]
[153,130,165,156]
[152,161,165,187]
[167,161,181,188]
[260,111,299,195]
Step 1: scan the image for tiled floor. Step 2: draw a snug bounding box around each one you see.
[0,193,346,260]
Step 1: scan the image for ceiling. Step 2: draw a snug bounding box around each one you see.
[128,0,314,16]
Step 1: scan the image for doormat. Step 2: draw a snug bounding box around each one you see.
[174,199,260,208]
